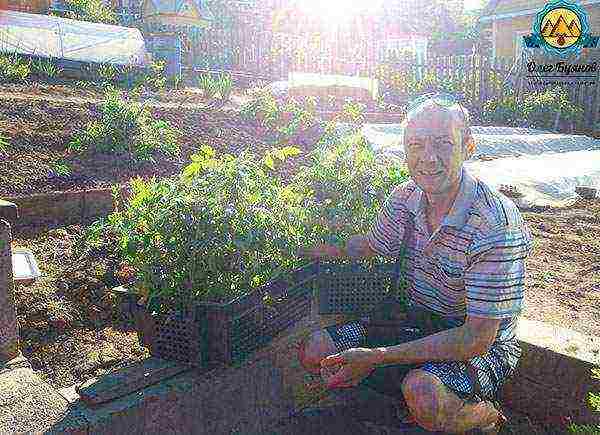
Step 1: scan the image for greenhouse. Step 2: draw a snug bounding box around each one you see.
[0,10,148,66]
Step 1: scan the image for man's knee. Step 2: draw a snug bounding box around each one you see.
[298,330,337,374]
[401,369,459,432]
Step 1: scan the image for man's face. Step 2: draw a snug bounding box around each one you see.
[404,107,469,196]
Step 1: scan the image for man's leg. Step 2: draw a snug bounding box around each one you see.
[401,369,500,434]
[298,329,337,374]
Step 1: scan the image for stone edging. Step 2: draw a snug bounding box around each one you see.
[5,186,128,227]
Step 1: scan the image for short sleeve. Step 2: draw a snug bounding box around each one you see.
[465,225,533,320]
[366,188,406,258]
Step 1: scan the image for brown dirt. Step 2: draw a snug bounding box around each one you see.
[12,220,149,389]
[522,200,600,338]
[0,82,313,198]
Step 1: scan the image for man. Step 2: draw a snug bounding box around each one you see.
[295,95,533,434]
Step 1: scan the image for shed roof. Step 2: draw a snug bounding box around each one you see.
[482,0,600,21]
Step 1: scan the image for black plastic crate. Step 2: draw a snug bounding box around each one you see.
[200,262,317,365]
[153,308,206,367]
[315,257,407,315]
[136,262,317,367]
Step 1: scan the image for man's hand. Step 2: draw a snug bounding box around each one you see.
[298,235,374,260]
[297,243,344,259]
[320,348,382,389]
[345,235,374,258]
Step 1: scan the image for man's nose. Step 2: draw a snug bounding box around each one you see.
[421,142,438,164]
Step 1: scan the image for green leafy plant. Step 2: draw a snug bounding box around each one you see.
[32,58,62,80]
[51,161,72,177]
[241,87,319,145]
[58,0,117,24]
[68,88,180,162]
[568,368,600,433]
[482,87,585,131]
[106,145,310,309]
[90,127,410,314]
[294,133,408,246]
[215,72,233,102]
[134,60,168,92]
[0,54,30,83]
[240,86,281,129]
[97,64,120,84]
[339,100,366,125]
[198,73,219,100]
[0,133,9,154]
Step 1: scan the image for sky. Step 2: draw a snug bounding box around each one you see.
[464,0,484,11]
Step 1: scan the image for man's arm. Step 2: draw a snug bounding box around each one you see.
[372,316,501,366]
[321,316,501,389]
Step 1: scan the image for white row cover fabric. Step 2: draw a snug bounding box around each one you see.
[0,10,148,66]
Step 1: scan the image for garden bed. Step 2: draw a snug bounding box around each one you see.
[0,86,312,197]
[3,80,599,434]
[10,199,600,391]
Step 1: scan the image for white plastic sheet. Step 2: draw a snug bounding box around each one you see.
[465,151,600,207]
[269,72,379,100]
[0,10,148,66]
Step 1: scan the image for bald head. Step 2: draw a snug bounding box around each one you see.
[403,99,475,158]
[402,98,476,196]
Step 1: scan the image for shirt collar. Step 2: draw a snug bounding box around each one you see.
[405,168,477,230]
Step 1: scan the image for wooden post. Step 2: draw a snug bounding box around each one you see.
[593,74,600,132]
[0,220,19,363]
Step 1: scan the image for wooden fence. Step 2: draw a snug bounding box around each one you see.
[183,15,600,132]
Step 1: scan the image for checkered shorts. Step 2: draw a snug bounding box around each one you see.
[326,320,518,403]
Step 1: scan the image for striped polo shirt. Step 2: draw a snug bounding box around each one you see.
[367,168,533,349]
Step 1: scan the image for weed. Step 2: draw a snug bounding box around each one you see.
[568,368,600,433]
[144,60,168,92]
[97,64,119,83]
[32,58,62,80]
[565,343,579,354]
[0,133,9,154]
[51,161,72,177]
[68,88,180,162]
[215,72,233,102]
[340,99,366,125]
[58,0,117,24]
[0,54,30,82]
[198,73,219,100]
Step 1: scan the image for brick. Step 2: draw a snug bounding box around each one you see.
[0,201,17,226]
[501,319,600,426]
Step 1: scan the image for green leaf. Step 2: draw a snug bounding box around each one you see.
[281,146,301,157]
[200,145,215,158]
[263,154,275,170]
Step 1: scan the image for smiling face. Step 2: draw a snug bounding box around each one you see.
[404,102,473,197]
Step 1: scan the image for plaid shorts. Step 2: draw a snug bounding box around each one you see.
[326,320,518,403]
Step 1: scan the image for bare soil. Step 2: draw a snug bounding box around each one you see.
[0,82,312,197]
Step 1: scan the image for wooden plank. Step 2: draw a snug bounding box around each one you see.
[77,358,192,406]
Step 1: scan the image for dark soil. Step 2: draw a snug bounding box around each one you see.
[0,83,317,197]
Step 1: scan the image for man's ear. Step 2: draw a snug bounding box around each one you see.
[462,131,476,160]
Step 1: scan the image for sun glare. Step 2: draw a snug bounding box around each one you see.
[298,0,385,23]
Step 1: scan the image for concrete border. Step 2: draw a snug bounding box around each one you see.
[5,186,129,227]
